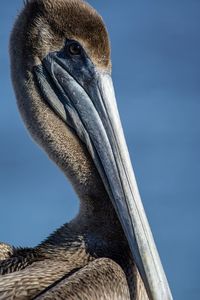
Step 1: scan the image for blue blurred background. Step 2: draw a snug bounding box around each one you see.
[0,1,200,299]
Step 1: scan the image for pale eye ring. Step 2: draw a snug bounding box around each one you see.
[68,42,82,56]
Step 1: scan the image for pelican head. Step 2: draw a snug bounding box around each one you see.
[10,0,172,299]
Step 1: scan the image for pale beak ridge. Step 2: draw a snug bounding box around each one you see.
[34,52,172,300]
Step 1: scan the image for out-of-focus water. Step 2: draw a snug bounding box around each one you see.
[0,1,200,299]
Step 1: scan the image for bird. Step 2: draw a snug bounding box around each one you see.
[0,0,172,299]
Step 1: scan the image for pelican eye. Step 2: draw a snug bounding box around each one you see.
[68,42,82,56]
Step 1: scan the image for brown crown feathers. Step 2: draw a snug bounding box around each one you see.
[14,0,111,71]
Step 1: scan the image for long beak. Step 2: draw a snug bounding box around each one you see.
[34,53,172,300]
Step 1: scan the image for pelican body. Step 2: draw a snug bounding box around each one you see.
[0,0,172,299]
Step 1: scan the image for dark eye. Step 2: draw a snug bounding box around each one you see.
[68,42,82,56]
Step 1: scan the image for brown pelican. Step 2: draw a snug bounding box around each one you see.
[0,0,172,299]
